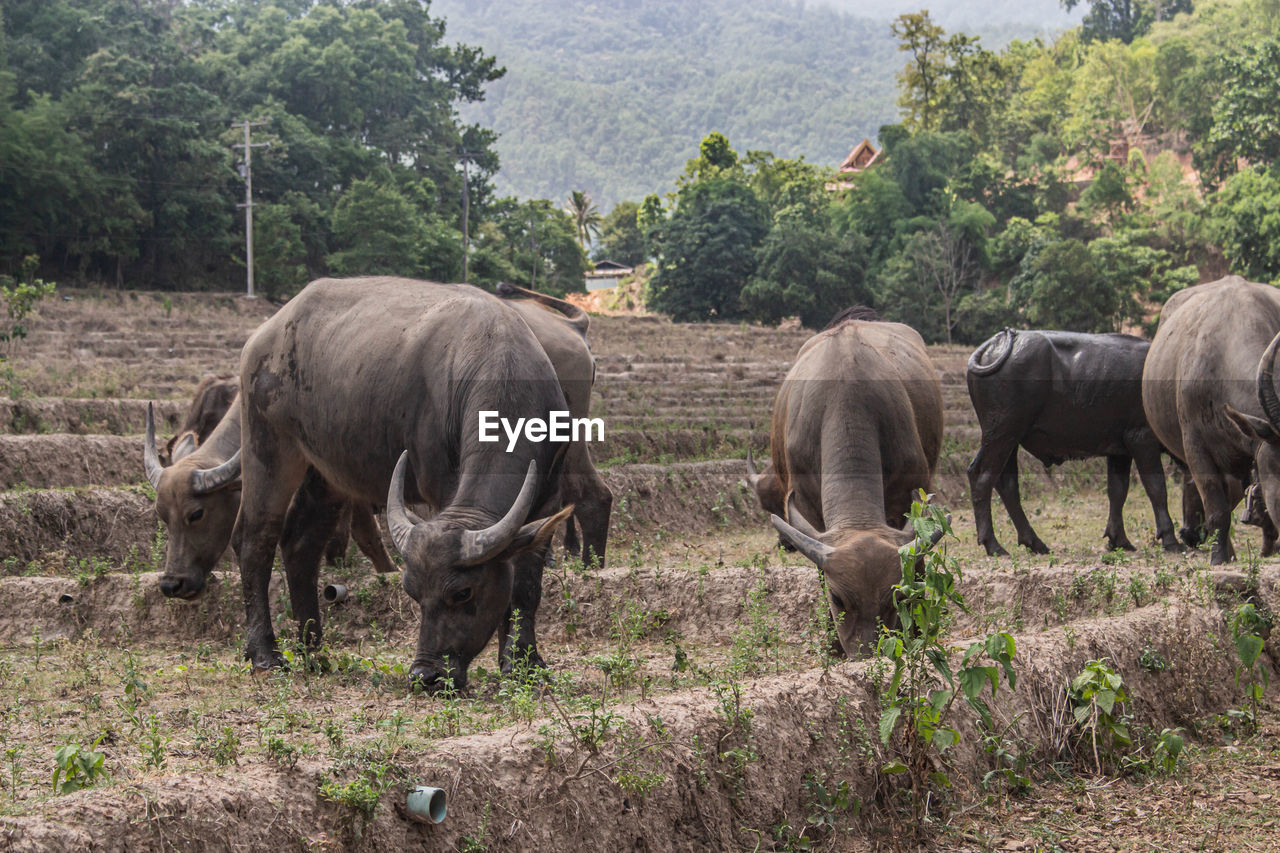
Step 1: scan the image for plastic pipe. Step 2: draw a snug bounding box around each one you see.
[323,584,348,603]
[58,593,74,604]
[406,786,447,824]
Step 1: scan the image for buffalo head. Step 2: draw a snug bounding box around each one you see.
[385,452,571,693]
[1226,332,1280,547]
[144,404,242,599]
[770,500,944,657]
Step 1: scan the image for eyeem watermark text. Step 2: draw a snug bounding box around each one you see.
[479,411,605,452]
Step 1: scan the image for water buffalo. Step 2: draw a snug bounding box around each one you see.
[153,376,397,574]
[966,329,1180,556]
[495,282,613,567]
[764,312,944,656]
[1143,275,1280,564]
[146,278,574,690]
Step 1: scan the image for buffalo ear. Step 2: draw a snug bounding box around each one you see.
[1224,405,1280,445]
[171,432,198,463]
[500,504,575,558]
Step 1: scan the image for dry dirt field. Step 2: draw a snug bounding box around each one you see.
[0,290,1278,852]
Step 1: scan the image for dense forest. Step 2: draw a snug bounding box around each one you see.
[3,0,1280,349]
[614,0,1280,342]
[0,0,590,296]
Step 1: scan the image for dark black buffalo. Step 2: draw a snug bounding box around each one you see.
[966,329,1181,556]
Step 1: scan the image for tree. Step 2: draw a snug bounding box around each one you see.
[1061,0,1193,44]
[891,12,947,131]
[648,178,768,322]
[328,174,461,281]
[740,204,869,328]
[1210,165,1280,283]
[564,190,602,249]
[468,198,588,297]
[1206,38,1280,175]
[595,201,647,267]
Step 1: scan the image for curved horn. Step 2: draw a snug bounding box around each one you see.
[745,448,763,489]
[1257,331,1280,432]
[459,460,539,565]
[386,451,419,556]
[144,403,164,490]
[783,491,825,539]
[191,450,241,494]
[771,514,834,569]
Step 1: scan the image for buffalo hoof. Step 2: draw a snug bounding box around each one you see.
[409,665,465,695]
[1107,539,1137,553]
[1022,539,1051,555]
[245,647,286,673]
[1160,540,1186,554]
[1179,527,1204,549]
[980,542,1009,557]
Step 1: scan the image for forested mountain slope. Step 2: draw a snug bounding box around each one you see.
[435,0,1079,208]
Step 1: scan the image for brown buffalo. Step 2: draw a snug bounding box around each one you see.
[759,311,944,655]
[495,282,612,567]
[1144,275,1280,564]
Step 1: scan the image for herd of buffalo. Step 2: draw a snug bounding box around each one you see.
[139,274,1280,691]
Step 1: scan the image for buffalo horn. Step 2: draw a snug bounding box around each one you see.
[745,448,763,490]
[459,460,540,565]
[144,403,164,490]
[1257,332,1280,432]
[770,514,834,569]
[783,492,825,539]
[191,450,241,495]
[386,451,418,556]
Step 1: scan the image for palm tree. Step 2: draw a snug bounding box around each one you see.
[565,190,602,249]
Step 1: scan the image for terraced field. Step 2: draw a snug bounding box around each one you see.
[0,291,1277,852]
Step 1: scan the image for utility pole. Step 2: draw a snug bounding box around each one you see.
[458,150,478,283]
[232,119,269,297]
[529,215,538,290]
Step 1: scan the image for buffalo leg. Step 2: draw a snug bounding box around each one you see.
[1130,443,1182,552]
[968,437,1018,556]
[1186,445,1235,564]
[1103,455,1137,551]
[995,453,1050,554]
[1179,467,1207,548]
[279,468,346,649]
[235,437,308,670]
[323,503,353,566]
[350,504,397,573]
[562,444,612,569]
[498,546,549,674]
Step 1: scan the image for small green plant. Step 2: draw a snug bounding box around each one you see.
[1138,645,1169,673]
[142,715,169,770]
[1228,601,1271,733]
[52,740,108,794]
[1123,727,1185,776]
[1070,658,1130,774]
[876,492,1017,822]
[319,767,387,820]
[459,800,492,852]
[0,255,57,362]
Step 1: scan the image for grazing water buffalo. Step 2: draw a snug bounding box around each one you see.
[966,329,1180,556]
[239,278,573,687]
[147,278,573,690]
[1143,275,1280,564]
[151,377,397,574]
[495,282,613,567]
[764,311,944,656]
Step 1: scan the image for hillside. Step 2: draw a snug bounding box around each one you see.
[434,0,1081,209]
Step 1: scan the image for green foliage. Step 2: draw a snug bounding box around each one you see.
[0,255,55,360]
[876,492,1017,821]
[1228,602,1271,732]
[647,171,769,322]
[1070,658,1131,774]
[594,201,647,266]
[1062,0,1192,44]
[1210,166,1280,283]
[1206,38,1280,171]
[469,198,589,296]
[52,740,108,794]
